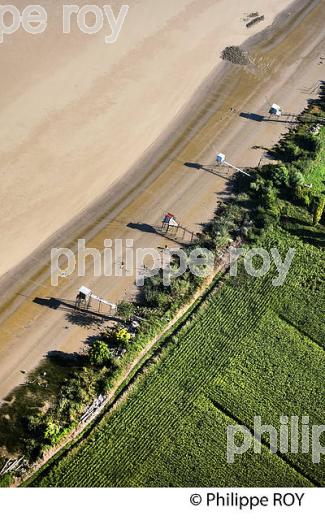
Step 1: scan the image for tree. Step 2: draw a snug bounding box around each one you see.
[215,225,231,248]
[313,197,325,226]
[288,169,305,189]
[271,164,289,188]
[117,301,135,321]
[149,291,171,309]
[263,185,278,209]
[278,141,302,162]
[142,272,171,309]
[250,176,266,194]
[89,340,112,366]
[295,132,320,155]
[294,185,310,208]
[43,419,61,445]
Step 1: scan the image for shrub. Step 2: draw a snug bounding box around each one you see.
[294,131,320,155]
[294,185,311,208]
[89,340,112,367]
[276,141,302,162]
[115,328,132,347]
[0,473,14,488]
[117,301,135,321]
[288,169,305,189]
[313,197,325,226]
[221,46,250,65]
[43,419,61,446]
[271,164,289,188]
[142,271,172,309]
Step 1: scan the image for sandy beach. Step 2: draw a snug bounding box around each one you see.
[0,0,324,402]
[0,0,294,280]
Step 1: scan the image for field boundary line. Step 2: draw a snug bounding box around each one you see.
[277,313,325,351]
[207,397,320,487]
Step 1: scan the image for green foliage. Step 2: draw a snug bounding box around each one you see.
[294,130,320,155]
[313,197,325,225]
[89,341,112,367]
[103,326,131,348]
[294,185,311,207]
[271,164,289,187]
[272,127,320,163]
[117,301,135,321]
[289,168,305,188]
[43,420,61,446]
[115,328,132,346]
[277,140,302,162]
[0,473,14,488]
[23,413,71,454]
[199,201,245,249]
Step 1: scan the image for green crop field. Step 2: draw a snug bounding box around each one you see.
[30,222,325,487]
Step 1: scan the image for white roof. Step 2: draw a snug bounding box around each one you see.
[168,217,179,227]
[216,153,226,162]
[78,286,92,297]
[271,103,281,110]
